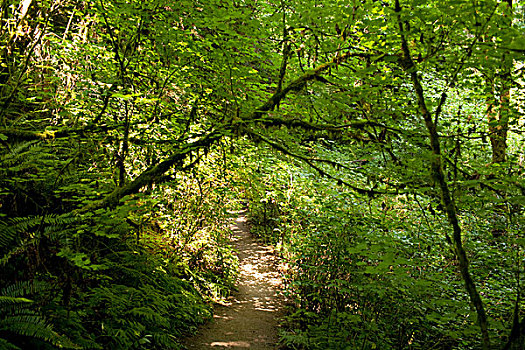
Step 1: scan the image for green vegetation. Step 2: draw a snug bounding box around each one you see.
[1,0,524,349]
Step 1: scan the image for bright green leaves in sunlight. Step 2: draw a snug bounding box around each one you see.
[1,0,524,349]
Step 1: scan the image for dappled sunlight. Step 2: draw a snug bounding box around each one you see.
[210,340,251,347]
[184,213,285,349]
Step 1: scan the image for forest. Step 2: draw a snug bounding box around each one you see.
[1,0,524,349]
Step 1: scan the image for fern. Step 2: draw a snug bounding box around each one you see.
[78,246,212,349]
[0,213,78,266]
[0,337,20,350]
[0,280,47,298]
[7,214,76,234]
[0,140,39,167]
[2,315,56,339]
[0,220,17,250]
[0,281,78,349]
[0,297,33,305]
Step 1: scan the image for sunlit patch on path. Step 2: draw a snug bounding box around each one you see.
[183,210,285,349]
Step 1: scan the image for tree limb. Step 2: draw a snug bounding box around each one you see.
[245,51,370,121]
[75,130,223,213]
[395,1,490,348]
[243,126,380,196]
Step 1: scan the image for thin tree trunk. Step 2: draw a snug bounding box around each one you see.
[487,68,511,164]
[487,0,512,164]
[394,1,490,349]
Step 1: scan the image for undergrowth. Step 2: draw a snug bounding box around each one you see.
[241,145,522,350]
[0,142,241,349]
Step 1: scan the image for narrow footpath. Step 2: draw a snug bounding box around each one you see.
[183,211,285,349]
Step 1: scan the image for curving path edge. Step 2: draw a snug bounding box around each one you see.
[183,211,284,349]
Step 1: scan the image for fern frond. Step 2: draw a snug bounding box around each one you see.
[0,220,17,249]
[0,280,47,298]
[0,238,32,267]
[128,307,169,327]
[1,315,63,345]
[0,214,79,250]
[8,215,46,234]
[0,296,33,305]
[0,282,80,349]
[0,141,38,163]
[0,337,21,350]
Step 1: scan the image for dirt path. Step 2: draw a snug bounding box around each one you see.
[183,211,285,349]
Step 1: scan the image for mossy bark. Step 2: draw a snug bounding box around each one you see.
[395,1,490,349]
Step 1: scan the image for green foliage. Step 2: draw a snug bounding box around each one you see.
[75,249,212,350]
[1,0,524,348]
[0,281,76,349]
[242,145,523,349]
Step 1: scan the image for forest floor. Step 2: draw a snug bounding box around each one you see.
[183,210,285,349]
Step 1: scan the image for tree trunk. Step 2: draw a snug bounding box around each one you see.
[395,1,490,349]
[487,0,512,164]
[487,71,510,164]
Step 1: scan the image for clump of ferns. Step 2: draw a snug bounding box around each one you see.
[0,214,78,268]
[0,141,54,200]
[0,281,77,349]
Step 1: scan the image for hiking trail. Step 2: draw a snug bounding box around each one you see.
[183,210,285,349]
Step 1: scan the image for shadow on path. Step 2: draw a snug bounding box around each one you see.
[183,210,284,349]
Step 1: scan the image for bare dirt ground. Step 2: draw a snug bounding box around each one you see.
[183,211,285,349]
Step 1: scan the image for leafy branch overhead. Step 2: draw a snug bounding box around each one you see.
[0,0,524,349]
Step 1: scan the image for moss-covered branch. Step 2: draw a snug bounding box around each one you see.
[395,1,490,348]
[245,51,370,121]
[76,131,223,213]
[243,127,380,196]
